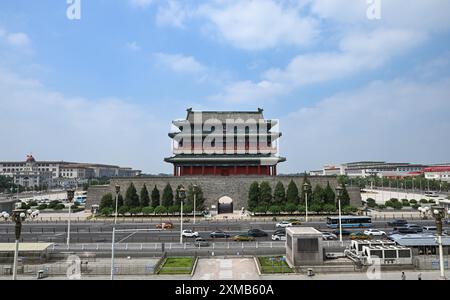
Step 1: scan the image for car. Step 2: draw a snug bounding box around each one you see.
[404,224,423,233]
[182,230,199,238]
[194,237,210,247]
[247,229,268,237]
[276,221,292,228]
[388,219,408,227]
[156,222,174,230]
[210,230,231,238]
[325,253,338,260]
[332,229,352,236]
[364,229,386,236]
[232,234,256,242]
[423,226,437,232]
[271,233,286,241]
[350,232,371,240]
[390,228,418,235]
[321,232,338,240]
[273,228,286,235]
[287,219,302,225]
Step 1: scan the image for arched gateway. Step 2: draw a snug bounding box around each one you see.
[217,196,233,214]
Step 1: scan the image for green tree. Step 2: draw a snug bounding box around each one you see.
[101,207,113,216]
[268,205,281,215]
[140,184,150,207]
[125,183,140,208]
[312,185,325,207]
[114,194,124,209]
[342,205,357,214]
[286,180,299,204]
[129,207,142,216]
[297,204,306,213]
[151,185,160,208]
[99,193,113,210]
[162,183,174,207]
[169,205,180,214]
[273,182,286,205]
[366,198,377,208]
[310,203,323,213]
[339,183,350,207]
[255,205,268,214]
[248,182,260,211]
[284,202,297,214]
[259,181,272,207]
[187,184,205,210]
[322,204,336,213]
[324,182,336,205]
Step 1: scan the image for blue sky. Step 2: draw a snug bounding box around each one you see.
[1,0,450,173]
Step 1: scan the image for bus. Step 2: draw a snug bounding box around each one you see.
[326,216,372,228]
[75,191,87,204]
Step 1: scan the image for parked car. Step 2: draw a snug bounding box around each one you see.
[271,233,286,241]
[275,221,292,228]
[390,228,418,235]
[232,234,256,242]
[287,219,302,225]
[182,230,199,238]
[364,229,386,236]
[321,232,338,240]
[350,232,371,240]
[156,222,174,230]
[247,229,268,237]
[404,224,423,233]
[387,219,408,227]
[210,230,231,238]
[194,237,210,247]
[423,226,437,232]
[274,228,286,236]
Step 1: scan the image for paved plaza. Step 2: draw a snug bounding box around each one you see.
[192,258,259,280]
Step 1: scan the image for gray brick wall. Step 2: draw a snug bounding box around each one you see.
[87,175,362,211]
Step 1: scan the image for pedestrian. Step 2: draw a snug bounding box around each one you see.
[418,273,422,280]
[401,272,406,280]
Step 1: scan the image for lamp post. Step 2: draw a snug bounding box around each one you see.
[431,206,447,280]
[111,185,120,280]
[193,184,198,225]
[11,209,26,280]
[178,185,186,244]
[66,189,75,246]
[303,182,311,223]
[336,184,344,244]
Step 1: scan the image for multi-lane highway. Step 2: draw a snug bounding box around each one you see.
[0,219,443,243]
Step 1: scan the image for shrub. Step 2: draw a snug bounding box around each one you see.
[284,203,297,214]
[183,205,193,213]
[420,199,428,204]
[412,204,420,210]
[366,198,377,208]
[255,205,268,214]
[322,204,336,213]
[401,199,410,206]
[118,206,130,216]
[154,205,167,215]
[268,205,281,215]
[168,205,180,214]
[38,204,47,210]
[428,199,436,204]
[142,206,154,215]
[101,207,113,216]
[297,205,306,213]
[28,201,38,207]
[342,205,357,214]
[54,203,65,210]
[409,199,417,204]
[129,207,142,216]
[48,200,61,209]
[20,202,30,210]
[377,204,386,210]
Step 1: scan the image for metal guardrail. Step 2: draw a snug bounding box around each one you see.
[49,241,287,252]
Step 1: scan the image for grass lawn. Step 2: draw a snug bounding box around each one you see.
[258,256,294,274]
[158,257,195,275]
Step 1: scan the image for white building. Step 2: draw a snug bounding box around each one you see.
[424,166,450,182]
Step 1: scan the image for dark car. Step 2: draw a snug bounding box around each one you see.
[247,229,268,237]
[387,219,408,227]
[392,227,420,234]
[274,228,286,235]
[210,230,231,238]
[332,229,352,236]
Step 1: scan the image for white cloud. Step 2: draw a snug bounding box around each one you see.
[0,68,169,173]
[212,28,426,103]
[280,78,450,172]
[156,0,191,28]
[198,0,318,50]
[0,28,31,49]
[129,0,153,8]
[154,52,206,74]
[125,41,141,51]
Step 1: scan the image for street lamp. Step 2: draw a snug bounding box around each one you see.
[66,189,75,246]
[336,184,344,244]
[111,185,120,280]
[431,206,447,280]
[303,182,311,223]
[11,209,27,280]
[193,184,198,225]
[178,185,186,244]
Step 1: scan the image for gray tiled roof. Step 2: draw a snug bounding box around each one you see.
[390,234,450,246]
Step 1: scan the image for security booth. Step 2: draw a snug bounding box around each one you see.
[286,227,324,267]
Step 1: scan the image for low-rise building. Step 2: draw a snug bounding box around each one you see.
[424,166,450,182]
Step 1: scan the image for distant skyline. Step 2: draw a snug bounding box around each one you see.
[1,1,449,174]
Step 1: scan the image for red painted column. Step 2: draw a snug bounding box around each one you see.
[246,165,249,175]
[234,166,237,175]
[257,165,261,175]
[213,166,217,176]
[202,166,205,175]
[190,166,193,175]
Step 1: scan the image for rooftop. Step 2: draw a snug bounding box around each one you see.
[286,227,322,235]
[0,243,53,252]
[390,234,450,247]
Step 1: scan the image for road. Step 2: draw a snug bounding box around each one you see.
[0,219,445,243]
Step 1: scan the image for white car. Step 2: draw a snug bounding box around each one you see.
[271,234,286,241]
[275,221,292,228]
[182,230,199,238]
[364,229,386,236]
